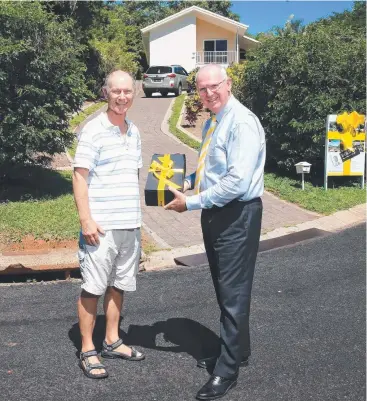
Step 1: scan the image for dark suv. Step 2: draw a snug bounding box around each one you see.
[142,65,189,97]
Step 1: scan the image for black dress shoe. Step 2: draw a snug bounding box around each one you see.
[196,375,237,400]
[197,355,249,369]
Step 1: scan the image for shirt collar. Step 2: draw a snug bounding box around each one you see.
[100,112,132,136]
[215,95,235,123]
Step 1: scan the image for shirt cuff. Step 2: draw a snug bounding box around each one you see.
[186,194,202,210]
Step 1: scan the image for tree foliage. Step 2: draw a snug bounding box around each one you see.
[42,1,107,96]
[89,6,139,79]
[227,62,246,100]
[241,2,366,175]
[0,2,88,172]
[165,1,239,21]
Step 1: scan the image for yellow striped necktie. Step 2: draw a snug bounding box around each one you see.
[194,116,217,194]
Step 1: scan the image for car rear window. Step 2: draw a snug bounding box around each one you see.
[146,66,172,74]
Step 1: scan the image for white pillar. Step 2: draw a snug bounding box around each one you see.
[236,28,239,63]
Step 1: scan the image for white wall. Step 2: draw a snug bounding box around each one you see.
[150,14,196,72]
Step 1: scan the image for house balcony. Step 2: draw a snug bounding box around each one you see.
[195,51,237,66]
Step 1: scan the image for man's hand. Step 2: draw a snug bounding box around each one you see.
[81,218,105,246]
[164,186,187,213]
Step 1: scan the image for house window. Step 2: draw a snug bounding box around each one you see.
[203,40,228,64]
[240,48,246,61]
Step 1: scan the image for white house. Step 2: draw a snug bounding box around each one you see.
[141,5,260,72]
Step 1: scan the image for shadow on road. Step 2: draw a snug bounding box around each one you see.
[125,318,220,363]
[68,316,220,365]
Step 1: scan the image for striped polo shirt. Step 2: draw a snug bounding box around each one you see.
[73,112,143,230]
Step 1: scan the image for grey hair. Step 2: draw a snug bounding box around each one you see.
[195,64,228,83]
[102,70,136,95]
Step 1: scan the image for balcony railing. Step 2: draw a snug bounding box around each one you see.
[195,51,237,65]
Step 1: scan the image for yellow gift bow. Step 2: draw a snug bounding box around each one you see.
[336,111,365,138]
[148,154,183,206]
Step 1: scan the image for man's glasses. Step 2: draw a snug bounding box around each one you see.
[197,79,226,95]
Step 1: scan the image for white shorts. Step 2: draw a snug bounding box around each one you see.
[78,229,141,296]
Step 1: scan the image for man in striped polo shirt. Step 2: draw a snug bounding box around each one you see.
[73,70,145,379]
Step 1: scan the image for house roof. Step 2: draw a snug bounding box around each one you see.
[141,6,259,65]
[240,35,260,50]
[141,5,249,35]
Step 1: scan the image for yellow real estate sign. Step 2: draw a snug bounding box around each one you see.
[325,112,366,189]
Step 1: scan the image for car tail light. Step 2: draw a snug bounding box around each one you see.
[167,73,176,78]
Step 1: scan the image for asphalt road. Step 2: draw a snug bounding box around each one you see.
[0,224,365,401]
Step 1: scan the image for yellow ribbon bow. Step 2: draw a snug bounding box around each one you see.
[336,111,365,137]
[148,154,183,206]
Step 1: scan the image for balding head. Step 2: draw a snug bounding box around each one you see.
[196,64,228,83]
[103,70,136,96]
[103,70,135,117]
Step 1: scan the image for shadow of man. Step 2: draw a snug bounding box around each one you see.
[123,318,220,368]
[69,316,219,373]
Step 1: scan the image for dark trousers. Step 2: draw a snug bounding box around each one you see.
[201,198,263,378]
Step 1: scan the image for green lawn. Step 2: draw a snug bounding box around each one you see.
[0,194,78,242]
[265,173,365,215]
[168,94,200,150]
[0,168,160,253]
[0,169,79,242]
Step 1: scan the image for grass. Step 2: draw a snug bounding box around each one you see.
[168,94,200,151]
[68,101,107,158]
[0,102,108,242]
[0,168,160,254]
[0,170,79,242]
[169,96,366,215]
[69,101,107,130]
[0,167,160,254]
[142,240,160,255]
[68,140,78,160]
[0,194,78,242]
[265,173,365,215]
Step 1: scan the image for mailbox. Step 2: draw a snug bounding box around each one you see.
[295,162,312,190]
[295,162,311,174]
